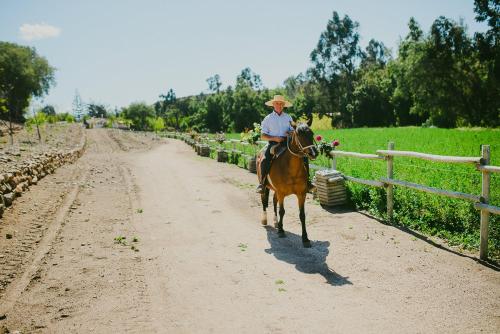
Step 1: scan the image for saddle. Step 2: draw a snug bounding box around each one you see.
[256,141,289,184]
[269,142,287,159]
[258,142,287,162]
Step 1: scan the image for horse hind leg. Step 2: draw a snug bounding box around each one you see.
[261,187,270,225]
[273,193,278,227]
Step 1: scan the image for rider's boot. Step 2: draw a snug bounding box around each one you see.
[256,181,266,194]
[256,158,270,194]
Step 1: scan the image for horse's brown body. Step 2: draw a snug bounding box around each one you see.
[257,125,318,247]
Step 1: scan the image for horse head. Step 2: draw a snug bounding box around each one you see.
[290,122,319,160]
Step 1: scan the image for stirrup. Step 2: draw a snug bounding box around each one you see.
[256,184,265,194]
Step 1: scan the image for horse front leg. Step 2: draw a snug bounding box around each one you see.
[273,193,278,227]
[298,193,311,248]
[261,187,270,225]
[277,194,286,238]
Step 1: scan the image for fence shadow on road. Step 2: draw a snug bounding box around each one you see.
[320,206,500,271]
[264,226,352,286]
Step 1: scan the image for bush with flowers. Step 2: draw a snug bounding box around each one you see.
[240,122,261,146]
[214,132,227,151]
[315,134,340,158]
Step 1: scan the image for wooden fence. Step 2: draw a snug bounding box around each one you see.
[330,142,498,260]
[166,132,498,260]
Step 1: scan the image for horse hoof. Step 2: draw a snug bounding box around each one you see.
[303,240,311,248]
[261,219,268,226]
[278,231,286,238]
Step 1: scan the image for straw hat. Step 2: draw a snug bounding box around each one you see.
[265,95,292,108]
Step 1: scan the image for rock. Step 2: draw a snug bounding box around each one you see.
[3,182,12,193]
[14,184,23,195]
[31,176,38,185]
[3,193,15,206]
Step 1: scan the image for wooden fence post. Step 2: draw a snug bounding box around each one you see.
[386,142,395,223]
[480,145,490,260]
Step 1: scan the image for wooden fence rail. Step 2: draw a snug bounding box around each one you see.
[166,132,498,260]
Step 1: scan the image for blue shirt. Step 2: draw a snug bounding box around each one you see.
[261,111,294,137]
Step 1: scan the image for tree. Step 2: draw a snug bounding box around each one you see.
[473,0,499,127]
[236,67,263,90]
[361,39,391,68]
[204,93,224,132]
[283,73,317,126]
[25,110,47,143]
[309,12,363,127]
[86,102,108,118]
[206,74,222,93]
[230,85,263,132]
[352,66,395,126]
[349,39,395,127]
[221,86,235,131]
[72,91,84,121]
[397,17,480,127]
[121,102,155,130]
[148,116,165,136]
[390,18,427,126]
[159,88,180,128]
[0,42,55,143]
[41,104,56,116]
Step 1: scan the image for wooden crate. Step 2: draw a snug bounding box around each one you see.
[217,150,228,162]
[314,170,347,206]
[247,156,257,173]
[199,144,210,157]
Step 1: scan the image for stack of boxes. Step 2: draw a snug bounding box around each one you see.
[314,169,347,206]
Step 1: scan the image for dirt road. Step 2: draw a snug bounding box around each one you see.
[0,129,499,333]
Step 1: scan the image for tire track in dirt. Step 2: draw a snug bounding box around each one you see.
[0,167,89,315]
[0,135,87,300]
[0,129,158,333]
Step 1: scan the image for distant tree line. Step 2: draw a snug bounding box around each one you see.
[131,1,497,132]
[1,0,497,134]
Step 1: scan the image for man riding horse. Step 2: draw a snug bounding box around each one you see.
[256,95,314,194]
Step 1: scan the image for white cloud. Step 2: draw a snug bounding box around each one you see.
[19,23,61,41]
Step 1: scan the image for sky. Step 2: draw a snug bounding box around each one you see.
[0,0,488,113]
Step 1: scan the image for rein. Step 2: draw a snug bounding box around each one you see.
[287,131,316,159]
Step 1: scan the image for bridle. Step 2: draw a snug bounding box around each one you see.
[287,131,317,160]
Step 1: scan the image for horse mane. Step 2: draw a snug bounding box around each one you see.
[296,123,312,136]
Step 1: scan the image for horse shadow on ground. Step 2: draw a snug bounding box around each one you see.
[264,226,352,286]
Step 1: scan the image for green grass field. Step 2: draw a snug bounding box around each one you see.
[223,126,499,259]
[312,127,499,258]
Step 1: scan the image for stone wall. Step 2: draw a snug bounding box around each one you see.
[0,141,86,218]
